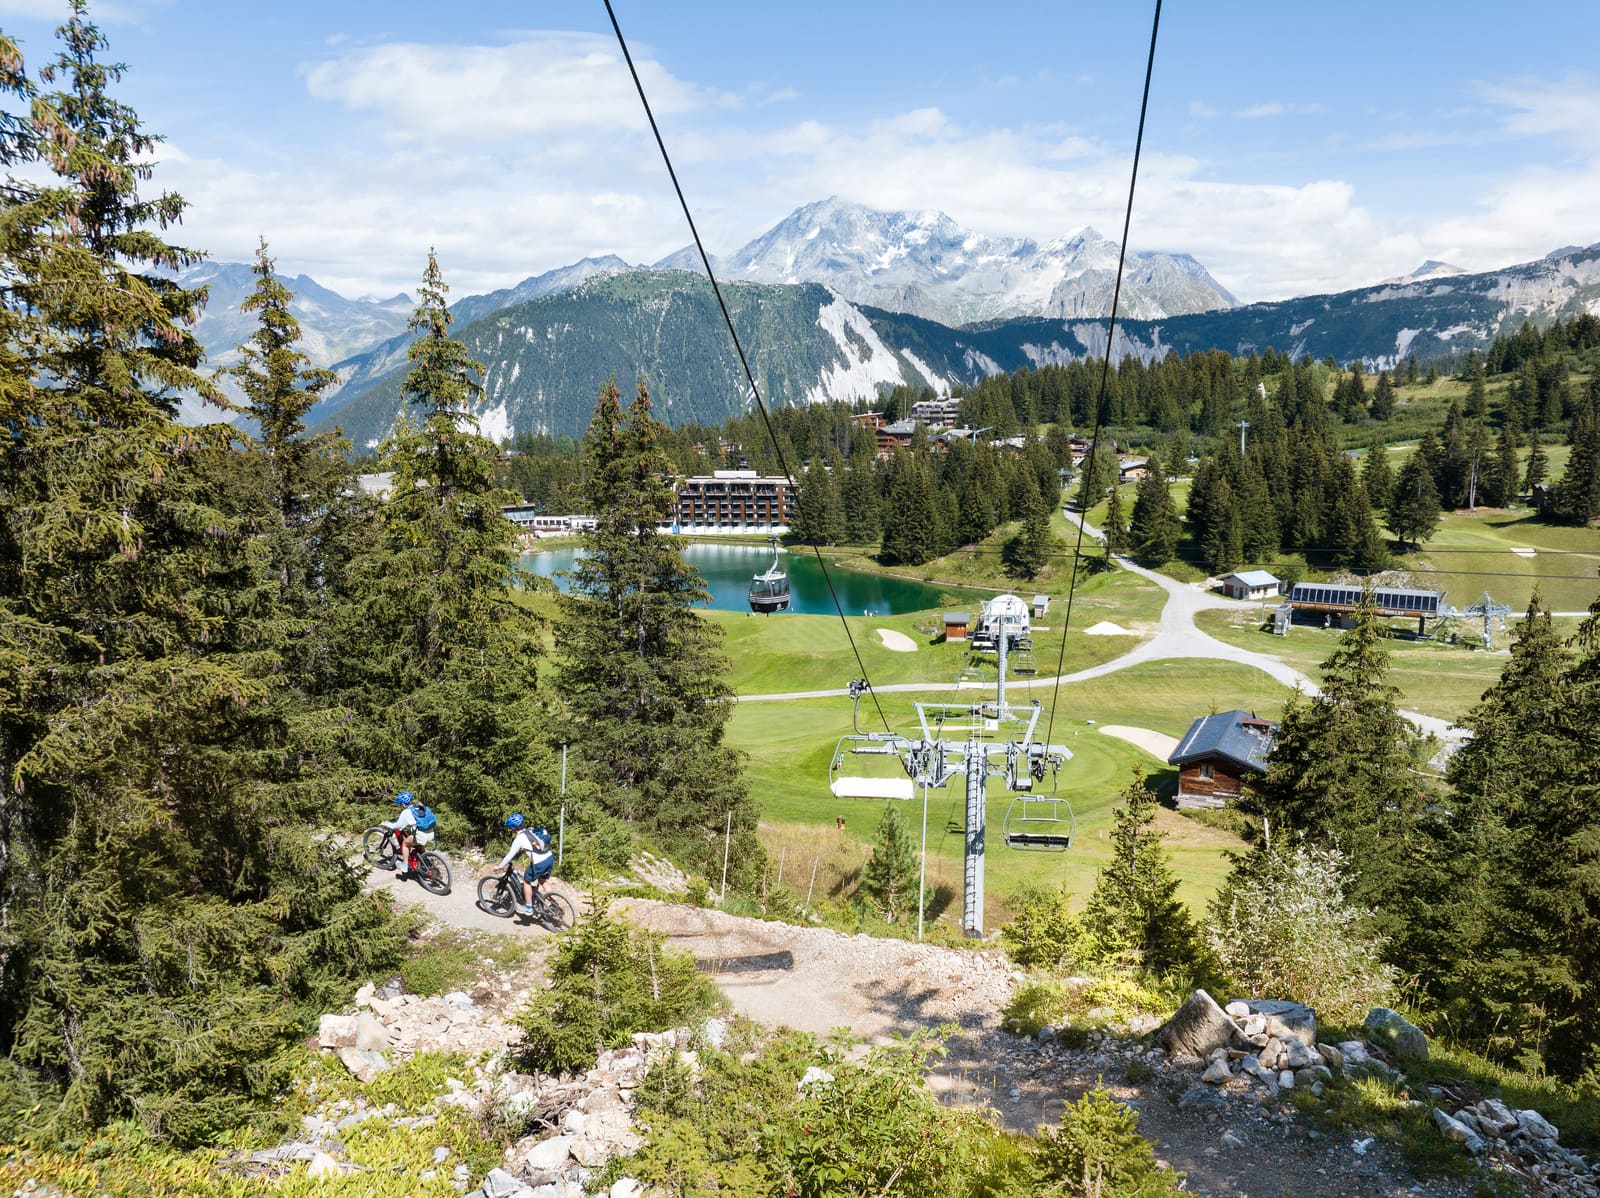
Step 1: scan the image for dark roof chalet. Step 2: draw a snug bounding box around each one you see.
[1168,709,1277,774]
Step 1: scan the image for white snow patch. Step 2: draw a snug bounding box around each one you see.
[1289,318,1315,337]
[1394,328,1421,359]
[1436,322,1484,342]
[804,225,820,241]
[1022,341,1080,368]
[472,400,512,444]
[806,292,908,404]
[962,347,1005,376]
[900,349,949,395]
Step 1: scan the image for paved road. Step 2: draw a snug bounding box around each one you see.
[741,511,1468,743]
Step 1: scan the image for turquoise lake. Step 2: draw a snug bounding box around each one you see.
[522,542,981,616]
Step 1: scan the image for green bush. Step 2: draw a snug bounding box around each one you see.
[514,898,720,1074]
[1002,979,1073,1037]
[1034,1086,1185,1196]
[999,883,1080,971]
[1207,843,1397,1024]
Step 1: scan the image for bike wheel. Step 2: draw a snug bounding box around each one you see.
[477,875,516,918]
[362,826,395,869]
[537,892,576,933]
[417,851,452,896]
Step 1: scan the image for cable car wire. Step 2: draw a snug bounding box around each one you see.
[1043,0,1163,752]
[603,0,891,733]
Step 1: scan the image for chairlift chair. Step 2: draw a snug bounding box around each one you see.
[1002,794,1076,851]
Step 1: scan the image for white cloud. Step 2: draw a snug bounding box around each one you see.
[1237,102,1283,119]
[302,31,730,145]
[1188,100,1217,118]
[1480,73,1600,149]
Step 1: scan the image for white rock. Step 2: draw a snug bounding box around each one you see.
[1337,1041,1369,1065]
[353,983,375,1009]
[561,1109,587,1137]
[1277,1070,1295,1089]
[610,1181,645,1198]
[1474,1098,1517,1136]
[481,1167,529,1198]
[432,1146,451,1165]
[702,1017,729,1049]
[336,1046,390,1083]
[306,1151,342,1179]
[1201,1060,1231,1084]
[444,990,474,1008]
[317,1014,358,1050]
[1433,1107,1485,1152]
[1224,1000,1250,1019]
[798,1066,834,1092]
[354,1012,390,1052]
[1516,1109,1559,1142]
[521,1134,573,1171]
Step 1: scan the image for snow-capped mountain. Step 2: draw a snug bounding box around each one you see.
[654,196,1237,326]
[1379,259,1466,286]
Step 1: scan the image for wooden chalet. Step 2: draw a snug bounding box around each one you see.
[1167,709,1277,809]
[942,611,971,641]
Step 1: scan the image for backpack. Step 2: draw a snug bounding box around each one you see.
[413,804,437,832]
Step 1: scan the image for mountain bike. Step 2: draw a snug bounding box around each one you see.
[476,864,576,932]
[361,825,452,896]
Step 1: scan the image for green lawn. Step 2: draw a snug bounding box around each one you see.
[1390,508,1600,614]
[729,658,1293,929]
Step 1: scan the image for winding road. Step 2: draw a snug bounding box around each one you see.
[742,512,1466,743]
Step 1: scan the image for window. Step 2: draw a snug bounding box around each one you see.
[1198,764,1214,780]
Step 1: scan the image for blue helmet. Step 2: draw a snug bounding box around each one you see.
[504,813,526,830]
[394,790,415,806]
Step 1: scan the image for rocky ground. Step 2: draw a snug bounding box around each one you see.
[349,875,1594,1197]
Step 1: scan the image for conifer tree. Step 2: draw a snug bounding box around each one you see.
[1389,454,1442,550]
[1523,435,1549,496]
[554,381,760,881]
[1369,370,1396,421]
[1363,439,1394,510]
[790,456,843,545]
[1128,460,1180,566]
[1555,383,1600,525]
[861,805,919,923]
[337,252,547,830]
[1004,482,1057,579]
[839,445,881,544]
[0,8,400,1142]
[1258,602,1431,945]
[1101,481,1129,556]
[879,450,940,566]
[1080,769,1202,977]
[1487,414,1520,508]
[1465,351,1488,420]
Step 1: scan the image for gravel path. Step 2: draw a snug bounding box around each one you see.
[1099,724,1180,762]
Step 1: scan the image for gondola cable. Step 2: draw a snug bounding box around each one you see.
[1043,0,1163,753]
[604,0,891,734]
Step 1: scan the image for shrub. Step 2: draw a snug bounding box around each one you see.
[999,883,1080,971]
[1206,843,1397,1023]
[1034,1086,1185,1196]
[1003,979,1073,1037]
[860,804,918,922]
[515,898,720,1073]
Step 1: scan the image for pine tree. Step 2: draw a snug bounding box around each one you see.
[554,381,761,882]
[1466,351,1489,420]
[1487,414,1520,508]
[1362,439,1394,511]
[1004,482,1057,579]
[1080,768,1202,977]
[1257,602,1431,946]
[879,450,940,566]
[1442,596,1600,1075]
[790,457,843,546]
[1555,383,1600,525]
[1523,435,1549,495]
[1128,460,1180,566]
[861,805,919,923]
[1101,481,1129,556]
[1388,454,1442,551]
[839,446,881,544]
[0,9,400,1142]
[1369,371,1396,421]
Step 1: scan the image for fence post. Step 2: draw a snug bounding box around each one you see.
[804,856,819,911]
[557,804,565,868]
[776,846,785,890]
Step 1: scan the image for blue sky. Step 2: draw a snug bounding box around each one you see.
[2,0,1597,305]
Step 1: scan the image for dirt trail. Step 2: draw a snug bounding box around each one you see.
[381,870,1479,1198]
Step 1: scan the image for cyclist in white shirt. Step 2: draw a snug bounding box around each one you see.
[495,813,553,916]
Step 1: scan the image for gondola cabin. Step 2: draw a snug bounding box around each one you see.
[747,538,790,613]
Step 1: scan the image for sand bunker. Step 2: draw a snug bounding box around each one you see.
[1083,621,1135,636]
[1099,725,1179,762]
[876,628,917,652]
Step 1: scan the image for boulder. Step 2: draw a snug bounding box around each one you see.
[1432,1107,1485,1153]
[480,1168,532,1198]
[317,1014,358,1049]
[610,1182,645,1198]
[1473,1099,1518,1137]
[1224,1000,1250,1019]
[1315,1043,1344,1070]
[1201,1059,1232,1084]
[336,1046,390,1083]
[1363,1008,1428,1059]
[521,1135,573,1172]
[1152,990,1249,1059]
[1284,1041,1318,1070]
[354,1012,391,1052]
[1337,1040,1370,1066]
[1177,1083,1227,1111]
[1516,1108,1559,1143]
[353,983,375,1009]
[1239,999,1318,1047]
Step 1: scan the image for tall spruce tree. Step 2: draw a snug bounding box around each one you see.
[1128,460,1181,566]
[1101,481,1129,556]
[1363,439,1394,511]
[336,252,547,831]
[554,381,760,882]
[1258,601,1432,947]
[0,8,399,1143]
[1004,481,1057,579]
[1080,768,1202,977]
[879,449,940,566]
[1389,453,1442,550]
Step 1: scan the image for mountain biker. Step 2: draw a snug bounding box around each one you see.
[382,791,437,878]
[494,813,554,917]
